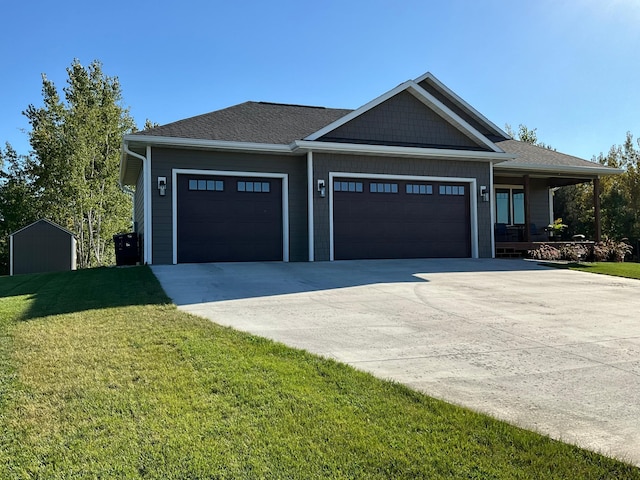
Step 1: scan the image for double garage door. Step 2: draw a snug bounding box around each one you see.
[333,177,471,260]
[176,173,470,263]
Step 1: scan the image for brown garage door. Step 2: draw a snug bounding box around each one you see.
[333,177,470,260]
[177,174,283,263]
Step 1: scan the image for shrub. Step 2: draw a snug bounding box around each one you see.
[529,240,632,263]
[559,243,589,262]
[591,239,632,262]
[528,244,561,260]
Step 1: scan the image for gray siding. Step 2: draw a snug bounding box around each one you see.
[418,80,498,138]
[494,176,551,230]
[12,221,75,275]
[150,147,308,264]
[320,91,488,150]
[529,178,551,229]
[312,153,492,260]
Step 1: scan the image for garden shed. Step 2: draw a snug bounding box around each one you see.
[9,219,77,276]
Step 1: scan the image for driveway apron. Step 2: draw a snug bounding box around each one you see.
[152,259,640,465]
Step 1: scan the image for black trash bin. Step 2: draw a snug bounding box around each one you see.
[113,233,139,266]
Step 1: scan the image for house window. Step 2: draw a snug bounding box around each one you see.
[438,185,465,195]
[189,179,224,191]
[334,181,363,192]
[237,181,271,193]
[406,184,433,195]
[370,182,398,193]
[496,187,524,225]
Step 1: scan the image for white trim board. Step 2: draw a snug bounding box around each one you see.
[328,172,479,260]
[171,168,290,264]
[304,80,503,154]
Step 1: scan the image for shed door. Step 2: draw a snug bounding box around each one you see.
[333,178,470,260]
[177,174,283,263]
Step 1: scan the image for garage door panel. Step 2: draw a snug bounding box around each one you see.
[334,177,470,260]
[177,174,283,263]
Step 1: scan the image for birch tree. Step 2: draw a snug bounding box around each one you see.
[23,60,135,268]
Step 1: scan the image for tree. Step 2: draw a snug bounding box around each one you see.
[555,132,640,243]
[23,59,135,268]
[0,143,39,274]
[505,123,554,150]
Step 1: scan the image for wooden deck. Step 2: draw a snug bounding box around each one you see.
[496,241,595,258]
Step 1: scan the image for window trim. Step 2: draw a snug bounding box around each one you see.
[494,185,525,226]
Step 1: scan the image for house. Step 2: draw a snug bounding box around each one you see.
[119,72,618,264]
[10,219,77,275]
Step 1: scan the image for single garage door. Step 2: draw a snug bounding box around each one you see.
[177,174,283,263]
[333,177,470,260]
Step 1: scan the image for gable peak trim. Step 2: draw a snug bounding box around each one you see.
[305,79,503,153]
[413,72,511,140]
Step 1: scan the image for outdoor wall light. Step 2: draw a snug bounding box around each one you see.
[317,179,326,198]
[479,185,489,202]
[158,176,167,196]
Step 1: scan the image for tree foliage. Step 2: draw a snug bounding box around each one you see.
[0,143,40,273]
[555,132,640,243]
[1,59,136,272]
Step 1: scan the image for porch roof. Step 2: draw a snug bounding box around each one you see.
[493,139,620,176]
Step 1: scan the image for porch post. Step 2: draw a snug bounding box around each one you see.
[523,174,531,242]
[593,177,601,242]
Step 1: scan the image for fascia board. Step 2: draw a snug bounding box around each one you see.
[494,163,623,176]
[293,140,515,162]
[406,81,503,153]
[304,81,414,141]
[122,134,293,154]
[414,72,511,139]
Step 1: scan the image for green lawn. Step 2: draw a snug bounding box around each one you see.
[567,261,640,280]
[1,267,638,479]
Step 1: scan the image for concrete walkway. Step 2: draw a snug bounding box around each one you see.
[152,259,640,465]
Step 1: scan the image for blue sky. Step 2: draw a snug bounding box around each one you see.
[1,0,639,160]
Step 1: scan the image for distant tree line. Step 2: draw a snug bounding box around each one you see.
[0,60,136,274]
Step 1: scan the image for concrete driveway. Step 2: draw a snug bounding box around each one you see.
[152,259,640,465]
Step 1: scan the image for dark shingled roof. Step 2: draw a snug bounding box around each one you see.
[494,139,606,169]
[133,101,617,173]
[136,101,353,144]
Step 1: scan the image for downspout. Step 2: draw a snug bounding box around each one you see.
[307,151,314,261]
[123,143,152,264]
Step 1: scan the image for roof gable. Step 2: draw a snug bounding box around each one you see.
[10,219,75,238]
[414,72,510,140]
[305,80,503,153]
[317,90,489,150]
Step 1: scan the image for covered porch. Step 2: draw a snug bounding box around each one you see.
[493,173,603,258]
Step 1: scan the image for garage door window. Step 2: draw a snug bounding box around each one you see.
[439,185,465,195]
[237,181,271,193]
[370,182,398,193]
[334,181,363,192]
[188,179,224,191]
[406,184,433,195]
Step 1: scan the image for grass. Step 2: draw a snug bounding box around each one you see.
[566,261,640,280]
[0,267,638,479]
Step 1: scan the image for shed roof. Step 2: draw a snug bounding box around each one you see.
[10,219,76,238]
